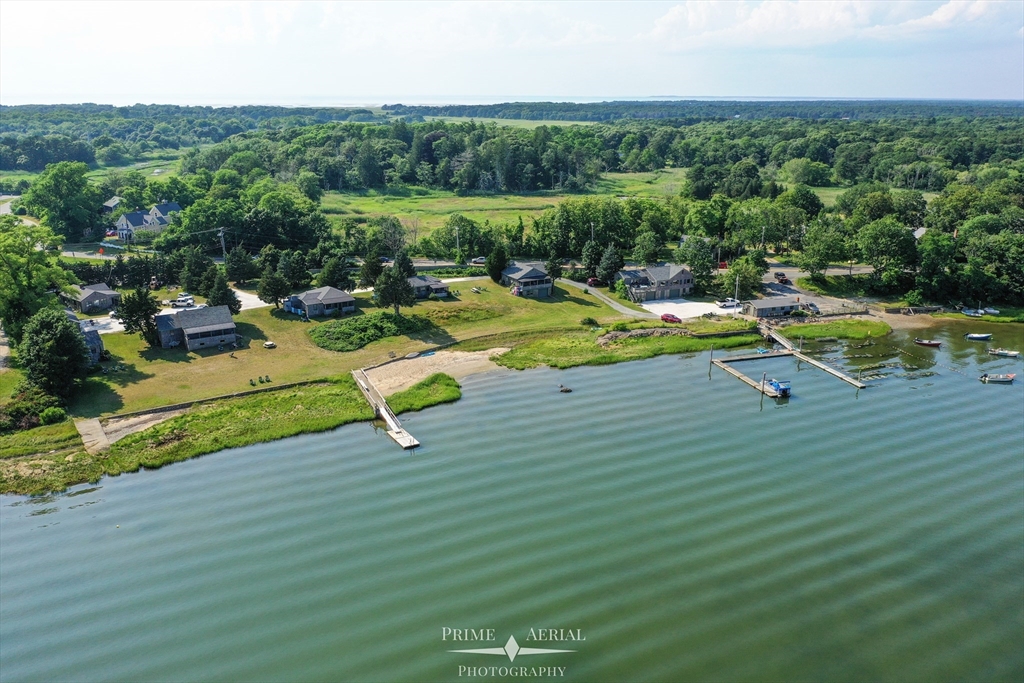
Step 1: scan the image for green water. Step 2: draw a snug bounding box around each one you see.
[2,323,1023,682]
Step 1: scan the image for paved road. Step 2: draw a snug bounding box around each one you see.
[559,278,658,319]
[231,287,272,311]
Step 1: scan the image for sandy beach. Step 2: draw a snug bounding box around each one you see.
[366,348,510,396]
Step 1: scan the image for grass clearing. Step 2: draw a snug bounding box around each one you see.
[387,373,462,415]
[0,421,84,460]
[783,320,891,339]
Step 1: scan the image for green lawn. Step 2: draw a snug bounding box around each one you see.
[783,320,891,339]
[67,282,627,417]
[813,186,939,209]
[387,373,462,415]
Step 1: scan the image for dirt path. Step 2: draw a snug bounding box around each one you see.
[102,409,189,444]
[365,348,510,396]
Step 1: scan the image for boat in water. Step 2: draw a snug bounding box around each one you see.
[988,348,1021,358]
[767,378,792,397]
[965,333,993,341]
[913,338,942,347]
[979,373,1016,384]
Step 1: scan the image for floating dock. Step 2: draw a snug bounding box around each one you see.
[352,369,420,449]
[759,325,867,389]
[712,358,782,397]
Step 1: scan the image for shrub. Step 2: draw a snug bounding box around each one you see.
[580,317,598,326]
[40,407,68,425]
[0,382,63,434]
[309,311,435,352]
[611,322,630,332]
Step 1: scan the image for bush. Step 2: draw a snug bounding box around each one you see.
[40,407,68,425]
[309,311,435,352]
[0,382,63,434]
[905,289,924,307]
[611,322,629,332]
[580,317,598,326]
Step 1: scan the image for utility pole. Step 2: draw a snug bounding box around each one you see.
[733,273,739,318]
[218,228,227,260]
[760,225,766,250]
[590,222,595,242]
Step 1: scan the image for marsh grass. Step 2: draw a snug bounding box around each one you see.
[783,320,891,339]
[387,374,462,415]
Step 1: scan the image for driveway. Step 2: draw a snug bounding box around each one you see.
[81,315,125,335]
[559,279,657,318]
[231,287,272,311]
[639,298,738,320]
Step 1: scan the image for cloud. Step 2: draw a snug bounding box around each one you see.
[648,0,1015,49]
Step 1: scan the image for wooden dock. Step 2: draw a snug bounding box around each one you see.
[352,370,420,449]
[759,324,867,389]
[712,359,781,397]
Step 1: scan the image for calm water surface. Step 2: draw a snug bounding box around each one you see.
[2,322,1022,682]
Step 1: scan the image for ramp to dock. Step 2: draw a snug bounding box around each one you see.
[352,370,420,449]
[757,324,867,389]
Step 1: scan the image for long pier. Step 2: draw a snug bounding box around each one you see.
[759,324,867,389]
[352,370,420,449]
[712,358,782,397]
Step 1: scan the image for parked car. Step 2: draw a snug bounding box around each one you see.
[168,297,195,308]
[109,310,119,319]
[471,256,487,265]
[716,298,740,308]
[586,277,601,287]
[774,272,790,283]
[379,256,391,263]
[660,313,682,323]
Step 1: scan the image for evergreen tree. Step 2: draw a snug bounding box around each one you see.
[581,240,602,277]
[486,244,509,283]
[18,308,90,399]
[199,264,219,297]
[280,250,309,289]
[596,244,624,284]
[393,250,417,279]
[315,256,354,291]
[118,286,161,347]
[360,247,385,286]
[225,246,258,285]
[544,251,563,281]
[374,266,415,316]
[206,270,242,315]
[257,266,290,308]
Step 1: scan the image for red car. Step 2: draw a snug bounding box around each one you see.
[586,277,601,286]
[660,313,682,323]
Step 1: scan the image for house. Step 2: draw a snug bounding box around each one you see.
[407,275,450,299]
[912,227,928,240]
[146,202,181,227]
[154,306,237,351]
[501,262,553,298]
[61,283,121,313]
[115,211,149,241]
[615,264,693,302]
[742,297,804,318]
[102,196,122,214]
[284,286,356,317]
[64,310,104,365]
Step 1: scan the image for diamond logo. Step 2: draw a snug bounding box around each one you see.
[504,635,521,662]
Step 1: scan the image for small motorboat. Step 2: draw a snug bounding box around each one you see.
[963,309,984,318]
[988,348,1021,358]
[983,308,1000,315]
[767,378,791,397]
[405,352,420,359]
[913,338,942,347]
[979,373,1016,384]
[755,347,771,354]
[964,333,993,341]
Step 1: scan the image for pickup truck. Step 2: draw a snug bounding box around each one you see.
[716,298,740,308]
[163,295,195,308]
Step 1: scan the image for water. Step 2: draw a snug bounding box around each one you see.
[3,324,1023,682]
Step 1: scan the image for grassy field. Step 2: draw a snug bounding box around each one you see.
[66,281,627,417]
[0,376,374,495]
[387,373,462,415]
[813,186,939,209]
[783,320,891,339]
[320,168,689,238]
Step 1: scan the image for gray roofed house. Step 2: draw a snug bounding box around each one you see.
[501,262,553,297]
[154,305,237,351]
[407,275,450,299]
[742,296,804,318]
[64,310,104,365]
[284,286,356,317]
[61,282,121,313]
[116,211,151,241]
[102,196,122,214]
[615,264,693,302]
[148,202,182,223]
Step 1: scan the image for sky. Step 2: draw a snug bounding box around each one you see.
[1,0,1022,106]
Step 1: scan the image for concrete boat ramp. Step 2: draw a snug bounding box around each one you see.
[352,370,420,449]
[713,325,866,396]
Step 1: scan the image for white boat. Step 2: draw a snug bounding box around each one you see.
[988,348,1021,358]
[979,373,1016,384]
[963,309,984,318]
[964,333,992,341]
[983,308,1000,315]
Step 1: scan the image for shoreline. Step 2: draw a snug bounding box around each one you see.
[0,317,901,495]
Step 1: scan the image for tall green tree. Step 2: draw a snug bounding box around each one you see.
[393,250,417,279]
[0,216,76,343]
[632,231,661,267]
[315,257,354,291]
[18,308,90,399]
[118,286,162,347]
[360,247,385,287]
[295,171,323,202]
[596,244,624,284]
[21,161,101,239]
[673,237,716,295]
[486,244,509,283]
[206,271,242,315]
[224,246,258,285]
[714,256,763,301]
[581,240,602,277]
[857,216,918,289]
[374,266,415,316]
[798,216,849,278]
[545,251,564,281]
[257,266,290,308]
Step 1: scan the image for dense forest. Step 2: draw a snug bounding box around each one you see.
[382,100,1024,122]
[0,104,385,170]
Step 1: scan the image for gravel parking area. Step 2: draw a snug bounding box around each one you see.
[639,298,738,319]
